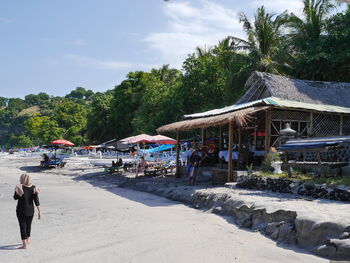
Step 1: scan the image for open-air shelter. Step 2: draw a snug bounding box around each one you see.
[157,71,350,181]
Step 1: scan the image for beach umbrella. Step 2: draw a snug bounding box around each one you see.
[120,134,153,144]
[150,135,177,145]
[51,139,75,146]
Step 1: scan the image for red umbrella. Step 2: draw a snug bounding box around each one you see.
[150,135,177,145]
[120,134,153,144]
[51,139,75,146]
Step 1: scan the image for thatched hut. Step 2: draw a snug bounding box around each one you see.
[157,71,350,180]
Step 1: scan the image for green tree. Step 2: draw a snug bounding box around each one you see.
[9,135,33,148]
[322,8,350,81]
[0,97,8,108]
[110,71,147,139]
[133,66,183,133]
[181,52,226,114]
[87,93,114,143]
[66,87,94,100]
[285,0,337,79]
[287,0,335,48]
[25,116,64,145]
[53,101,88,144]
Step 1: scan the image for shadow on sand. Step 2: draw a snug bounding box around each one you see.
[72,171,186,208]
[0,244,21,250]
[19,165,47,173]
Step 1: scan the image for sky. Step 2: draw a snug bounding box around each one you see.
[0,0,346,98]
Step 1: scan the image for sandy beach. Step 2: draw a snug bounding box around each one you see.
[0,156,327,263]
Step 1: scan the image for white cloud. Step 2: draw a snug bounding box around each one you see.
[65,54,155,70]
[250,0,303,16]
[0,17,13,23]
[145,1,243,68]
[73,39,87,46]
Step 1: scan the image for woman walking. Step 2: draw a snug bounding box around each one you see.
[13,173,41,249]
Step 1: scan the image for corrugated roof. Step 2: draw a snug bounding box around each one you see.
[263,97,350,114]
[184,96,350,120]
[191,96,350,119]
[184,100,264,119]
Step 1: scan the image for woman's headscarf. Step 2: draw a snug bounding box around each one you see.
[15,173,38,197]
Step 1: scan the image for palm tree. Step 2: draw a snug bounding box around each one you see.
[286,0,336,48]
[229,6,289,74]
[195,45,212,58]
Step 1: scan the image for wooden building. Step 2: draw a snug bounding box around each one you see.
[157,71,350,180]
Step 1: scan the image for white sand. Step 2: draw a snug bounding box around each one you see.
[0,156,326,263]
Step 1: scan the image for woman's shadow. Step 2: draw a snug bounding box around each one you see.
[0,244,21,250]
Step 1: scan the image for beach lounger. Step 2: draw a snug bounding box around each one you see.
[40,158,66,168]
[143,161,176,177]
[104,165,123,174]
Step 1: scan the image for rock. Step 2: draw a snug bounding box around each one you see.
[211,206,222,214]
[330,239,350,260]
[237,177,350,202]
[340,232,350,240]
[265,221,284,236]
[295,219,344,248]
[277,223,295,243]
[313,244,336,257]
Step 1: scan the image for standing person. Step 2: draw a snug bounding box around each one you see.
[13,174,41,249]
[188,149,202,185]
[136,156,148,177]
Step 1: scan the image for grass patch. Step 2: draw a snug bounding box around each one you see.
[255,171,350,187]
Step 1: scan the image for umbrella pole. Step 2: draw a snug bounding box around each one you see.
[175,129,180,178]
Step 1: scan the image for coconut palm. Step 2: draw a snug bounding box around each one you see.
[286,0,336,48]
[194,45,212,58]
[229,6,289,74]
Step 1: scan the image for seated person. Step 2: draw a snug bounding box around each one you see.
[117,158,123,166]
[42,154,49,162]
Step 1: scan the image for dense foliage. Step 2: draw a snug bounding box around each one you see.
[1,1,349,148]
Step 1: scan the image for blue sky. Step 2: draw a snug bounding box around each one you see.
[0,0,346,98]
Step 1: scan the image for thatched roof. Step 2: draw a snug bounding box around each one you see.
[157,106,268,133]
[237,71,350,107]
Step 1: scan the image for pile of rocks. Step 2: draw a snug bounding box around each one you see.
[236,176,350,202]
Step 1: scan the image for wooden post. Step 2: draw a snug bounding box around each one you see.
[228,121,234,182]
[264,109,271,158]
[201,128,206,148]
[309,112,313,136]
[219,125,223,152]
[253,126,257,151]
[175,129,181,178]
[340,115,343,136]
[238,128,242,169]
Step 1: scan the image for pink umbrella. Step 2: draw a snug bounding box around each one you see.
[120,134,153,144]
[51,139,75,146]
[150,135,177,145]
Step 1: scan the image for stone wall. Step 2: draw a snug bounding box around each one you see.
[236,176,350,202]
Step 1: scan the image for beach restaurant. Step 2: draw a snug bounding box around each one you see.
[157,71,350,181]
